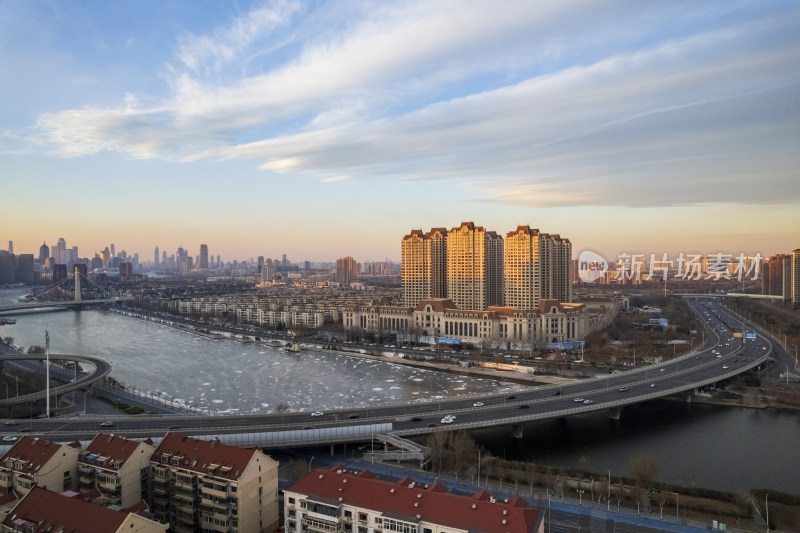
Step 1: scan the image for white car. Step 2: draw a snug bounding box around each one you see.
[473,402,484,407]
[583,399,594,404]
[2,436,17,442]
[574,398,584,403]
[311,411,324,417]
[440,415,456,424]
[722,365,729,369]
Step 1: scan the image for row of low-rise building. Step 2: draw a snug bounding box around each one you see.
[343,298,614,348]
[0,433,279,533]
[0,434,550,533]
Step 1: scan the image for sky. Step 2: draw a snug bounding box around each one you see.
[1,0,798,264]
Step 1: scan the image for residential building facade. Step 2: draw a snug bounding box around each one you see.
[344,299,590,348]
[78,434,155,508]
[446,222,504,311]
[0,437,79,496]
[148,433,279,533]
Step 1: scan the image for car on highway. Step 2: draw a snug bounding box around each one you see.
[650,383,657,388]
[3,421,18,426]
[519,404,530,409]
[473,402,484,407]
[722,365,729,369]
[441,416,455,424]
[660,368,665,372]
[553,390,561,395]
[618,387,629,392]
[168,425,181,430]
[742,358,747,362]
[311,411,324,417]
[574,398,584,403]
[583,399,594,404]
[2,436,17,442]
[99,421,114,427]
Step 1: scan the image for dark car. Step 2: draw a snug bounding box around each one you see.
[347,414,360,420]
[518,404,530,409]
[506,395,516,400]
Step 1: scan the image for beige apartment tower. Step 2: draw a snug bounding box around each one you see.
[401,227,447,307]
[446,222,504,311]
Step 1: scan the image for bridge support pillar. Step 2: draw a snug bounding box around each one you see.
[608,406,622,420]
[331,444,335,457]
[511,424,523,439]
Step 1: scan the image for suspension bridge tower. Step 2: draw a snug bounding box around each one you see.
[74,266,82,302]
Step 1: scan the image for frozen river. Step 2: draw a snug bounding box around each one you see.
[0,289,521,414]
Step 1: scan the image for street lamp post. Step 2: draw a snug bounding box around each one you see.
[476,450,481,487]
[576,488,584,505]
[765,493,769,533]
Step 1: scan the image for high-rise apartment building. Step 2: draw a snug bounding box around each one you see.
[793,249,800,305]
[446,222,504,311]
[401,228,447,307]
[762,254,786,296]
[504,226,546,309]
[336,256,358,284]
[200,244,209,270]
[154,246,160,267]
[541,233,572,303]
[403,223,571,311]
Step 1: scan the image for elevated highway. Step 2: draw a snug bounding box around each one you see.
[0,298,132,314]
[0,298,774,449]
[0,353,112,407]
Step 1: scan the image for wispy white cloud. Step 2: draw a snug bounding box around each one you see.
[24,1,800,209]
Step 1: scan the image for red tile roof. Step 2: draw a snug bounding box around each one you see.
[2,487,127,533]
[82,433,147,468]
[1,437,65,475]
[289,467,541,533]
[152,433,257,479]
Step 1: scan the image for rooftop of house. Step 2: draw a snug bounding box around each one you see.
[151,433,262,480]
[289,466,541,533]
[2,487,128,533]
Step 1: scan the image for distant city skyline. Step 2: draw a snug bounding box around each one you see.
[1,2,798,261]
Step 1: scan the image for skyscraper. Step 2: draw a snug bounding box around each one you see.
[7,241,12,254]
[199,244,209,270]
[504,228,571,307]
[38,242,49,265]
[446,222,504,311]
[154,246,159,266]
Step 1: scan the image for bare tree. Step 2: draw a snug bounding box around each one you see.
[525,462,539,495]
[508,461,525,494]
[449,431,477,478]
[425,430,449,473]
[653,491,668,519]
[629,453,661,486]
